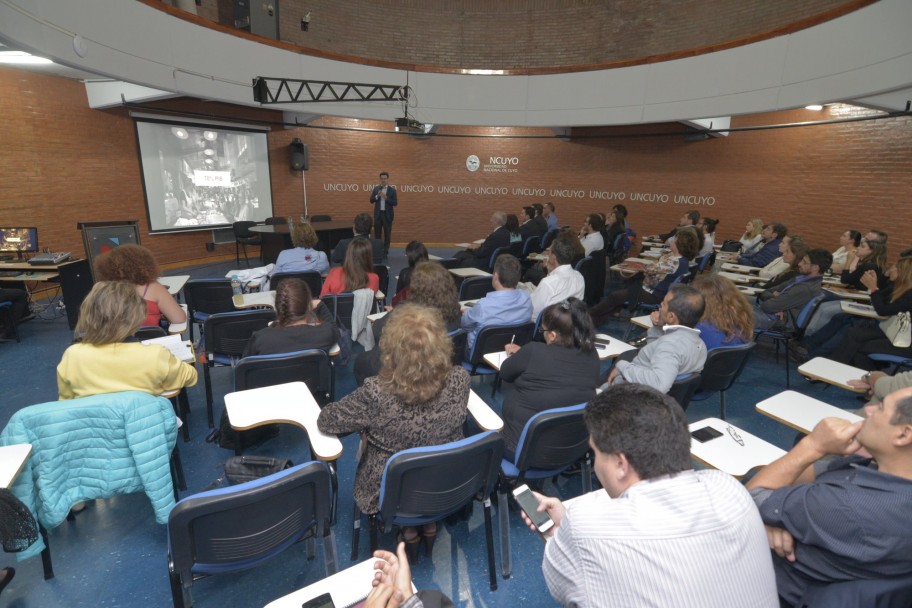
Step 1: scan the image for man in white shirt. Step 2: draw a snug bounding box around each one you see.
[578,213,605,256]
[525,384,779,608]
[529,235,584,321]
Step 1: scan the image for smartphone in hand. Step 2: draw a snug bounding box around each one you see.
[513,484,554,533]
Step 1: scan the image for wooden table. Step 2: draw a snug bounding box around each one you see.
[250,222,353,264]
[756,390,863,433]
[797,357,867,392]
[689,418,786,478]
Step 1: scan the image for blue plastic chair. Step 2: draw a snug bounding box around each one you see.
[754,293,825,388]
[351,432,504,591]
[690,342,756,419]
[184,278,235,344]
[497,403,591,578]
[168,461,336,608]
[463,321,535,396]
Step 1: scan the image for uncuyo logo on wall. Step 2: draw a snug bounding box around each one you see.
[466,155,480,172]
[483,155,519,173]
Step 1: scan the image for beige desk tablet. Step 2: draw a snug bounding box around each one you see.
[224,381,343,461]
[797,357,867,392]
[756,390,863,433]
[689,418,786,478]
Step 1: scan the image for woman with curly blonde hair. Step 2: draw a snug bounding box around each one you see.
[318,304,469,560]
[354,261,461,385]
[739,218,764,255]
[93,244,185,328]
[693,274,754,350]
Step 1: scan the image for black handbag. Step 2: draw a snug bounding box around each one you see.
[223,455,293,485]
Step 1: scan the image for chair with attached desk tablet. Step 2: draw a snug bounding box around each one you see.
[269,271,323,296]
[184,279,236,344]
[688,418,786,478]
[690,342,757,419]
[496,402,591,579]
[754,293,826,388]
[202,310,276,428]
[458,275,495,301]
[351,431,504,591]
[464,322,535,396]
[167,461,336,608]
[135,325,193,442]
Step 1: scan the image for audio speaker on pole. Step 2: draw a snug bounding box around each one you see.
[290,138,308,171]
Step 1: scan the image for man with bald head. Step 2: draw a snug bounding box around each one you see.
[747,387,912,606]
[455,210,512,269]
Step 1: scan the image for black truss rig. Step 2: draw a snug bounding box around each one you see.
[252,77,405,104]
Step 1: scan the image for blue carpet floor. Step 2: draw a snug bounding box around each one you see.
[0,249,864,607]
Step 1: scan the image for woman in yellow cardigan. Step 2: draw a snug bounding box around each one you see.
[56,281,197,399]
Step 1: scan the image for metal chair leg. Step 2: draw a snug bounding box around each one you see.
[483,496,498,591]
[497,489,512,579]
[351,503,361,561]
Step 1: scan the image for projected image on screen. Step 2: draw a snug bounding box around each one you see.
[134,118,275,233]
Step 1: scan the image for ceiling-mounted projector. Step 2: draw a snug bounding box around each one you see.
[394,117,424,132]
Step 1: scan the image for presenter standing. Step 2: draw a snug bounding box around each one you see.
[369,171,397,255]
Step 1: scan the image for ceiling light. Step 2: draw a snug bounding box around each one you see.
[0,51,53,65]
[805,104,824,111]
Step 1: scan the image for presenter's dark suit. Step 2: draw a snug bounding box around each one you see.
[369,185,397,252]
[331,233,386,265]
[520,219,545,241]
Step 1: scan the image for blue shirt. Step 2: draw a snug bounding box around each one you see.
[695,320,747,351]
[546,213,559,231]
[460,289,533,355]
[751,456,912,605]
[738,238,781,268]
[273,247,329,276]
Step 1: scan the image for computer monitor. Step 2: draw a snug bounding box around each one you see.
[0,227,39,260]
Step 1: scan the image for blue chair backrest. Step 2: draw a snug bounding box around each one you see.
[512,403,589,473]
[235,348,333,404]
[796,293,827,329]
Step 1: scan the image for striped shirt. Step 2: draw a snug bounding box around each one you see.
[543,470,778,608]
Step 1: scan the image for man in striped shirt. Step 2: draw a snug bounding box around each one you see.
[747,386,912,606]
[525,384,778,607]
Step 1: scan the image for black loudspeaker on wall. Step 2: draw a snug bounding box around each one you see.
[290,138,308,171]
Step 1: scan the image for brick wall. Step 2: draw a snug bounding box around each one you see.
[2,65,910,269]
[190,0,864,70]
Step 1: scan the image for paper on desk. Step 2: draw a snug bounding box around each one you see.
[142,334,194,362]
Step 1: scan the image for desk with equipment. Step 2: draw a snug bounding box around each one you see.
[0,259,92,329]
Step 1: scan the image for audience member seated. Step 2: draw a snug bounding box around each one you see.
[242,279,338,357]
[271,223,329,276]
[865,228,888,245]
[578,213,605,256]
[357,262,461,385]
[499,298,600,458]
[543,202,559,231]
[603,207,628,263]
[531,203,548,236]
[0,288,28,340]
[604,284,706,393]
[321,236,379,296]
[746,386,912,607]
[317,304,469,561]
[696,217,718,258]
[529,235,586,321]
[391,241,429,306]
[799,252,912,362]
[651,210,699,242]
[56,281,197,399]
[848,367,912,404]
[740,218,765,256]
[590,226,700,325]
[754,248,830,331]
[839,237,888,290]
[460,254,532,356]
[454,211,512,269]
[93,244,186,328]
[505,214,522,244]
[826,256,912,369]
[331,212,385,265]
[739,222,787,268]
[757,237,808,290]
[526,384,778,607]
[519,206,544,240]
[829,229,861,274]
[693,275,754,350]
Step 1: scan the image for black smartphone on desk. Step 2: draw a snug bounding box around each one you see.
[302,592,335,608]
[691,426,723,443]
